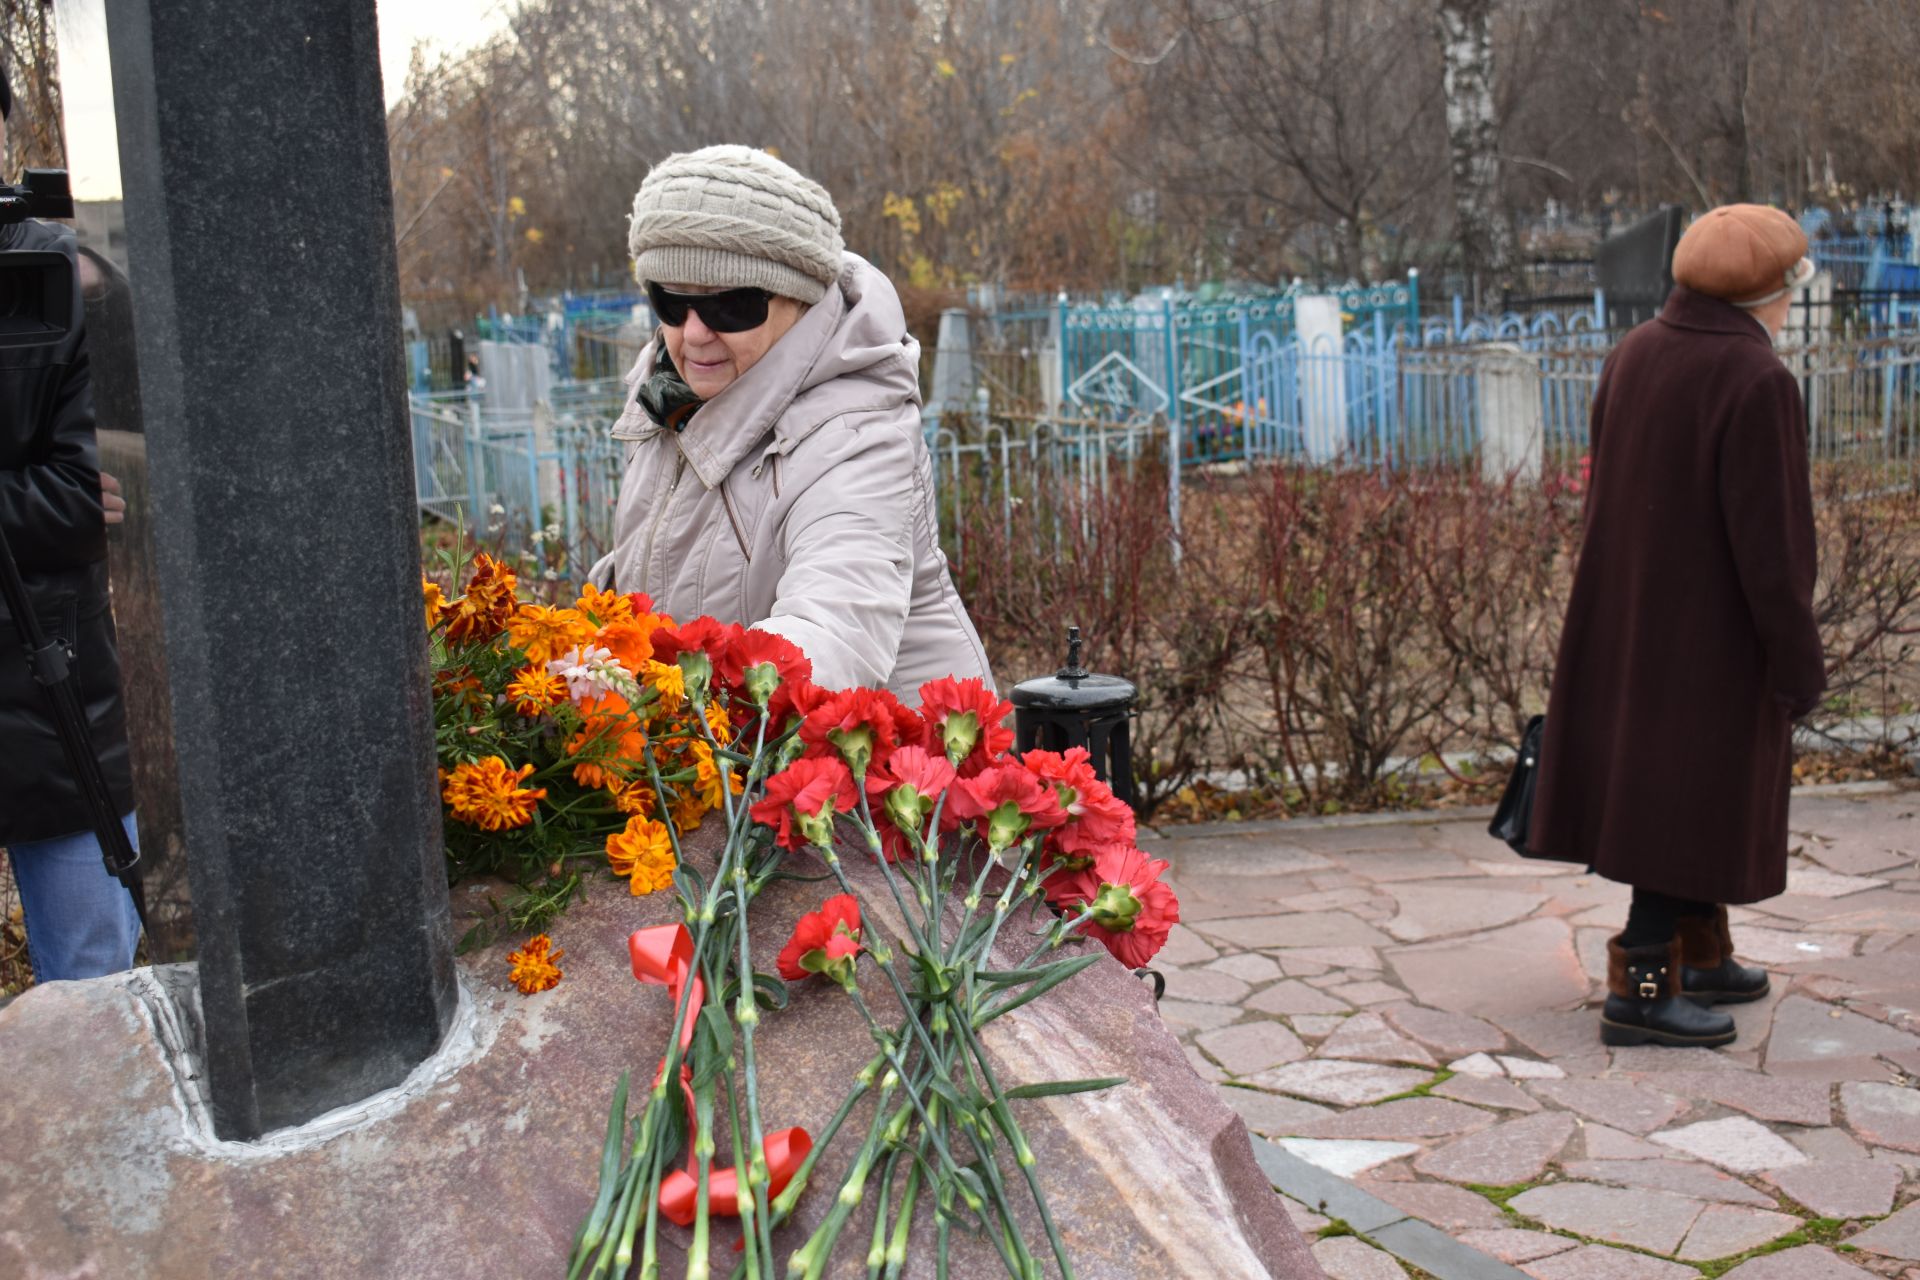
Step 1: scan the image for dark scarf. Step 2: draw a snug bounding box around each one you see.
[636,341,703,432]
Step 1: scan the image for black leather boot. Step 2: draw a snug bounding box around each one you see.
[1600,936,1737,1048]
[1677,907,1770,1005]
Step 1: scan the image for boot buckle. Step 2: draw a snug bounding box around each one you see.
[1638,979,1660,999]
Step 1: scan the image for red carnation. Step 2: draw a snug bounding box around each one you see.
[626,591,656,615]
[947,760,1066,850]
[1049,844,1180,969]
[917,677,1014,776]
[1025,746,1136,859]
[801,687,918,777]
[864,745,960,862]
[719,628,814,714]
[651,616,744,695]
[750,757,858,849]
[776,893,862,987]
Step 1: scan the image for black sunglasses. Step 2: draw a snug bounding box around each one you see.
[646,282,772,333]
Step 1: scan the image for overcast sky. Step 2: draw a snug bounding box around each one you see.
[56,0,515,200]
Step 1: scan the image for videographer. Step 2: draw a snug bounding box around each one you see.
[0,65,140,981]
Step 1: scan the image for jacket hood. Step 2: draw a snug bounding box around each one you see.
[612,252,923,491]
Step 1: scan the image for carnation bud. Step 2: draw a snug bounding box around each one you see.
[884,784,933,835]
[983,800,1029,852]
[1088,880,1142,932]
[677,650,713,704]
[743,660,781,707]
[827,725,876,778]
[936,710,981,765]
[795,797,839,849]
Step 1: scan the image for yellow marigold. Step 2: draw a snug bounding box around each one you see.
[443,756,547,831]
[423,576,447,629]
[506,933,564,994]
[507,604,594,667]
[642,658,685,707]
[506,665,567,716]
[443,554,519,644]
[606,815,676,895]
[575,585,634,626]
[691,740,742,810]
[704,702,735,746]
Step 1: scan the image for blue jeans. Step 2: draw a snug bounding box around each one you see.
[8,812,142,982]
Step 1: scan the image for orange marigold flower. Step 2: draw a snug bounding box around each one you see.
[608,779,659,817]
[443,756,547,831]
[507,933,564,994]
[507,604,594,667]
[669,786,708,834]
[575,584,634,627]
[567,692,646,788]
[433,665,487,713]
[506,665,568,716]
[423,576,447,629]
[443,553,519,644]
[596,613,668,672]
[606,815,676,895]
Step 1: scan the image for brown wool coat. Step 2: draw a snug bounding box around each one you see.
[1526,287,1825,904]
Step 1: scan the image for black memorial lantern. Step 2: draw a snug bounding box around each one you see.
[1010,626,1138,811]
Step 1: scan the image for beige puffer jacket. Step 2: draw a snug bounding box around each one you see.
[589,253,994,702]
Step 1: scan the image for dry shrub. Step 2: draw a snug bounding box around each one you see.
[1809,468,1920,746]
[1237,467,1461,808]
[949,460,1244,817]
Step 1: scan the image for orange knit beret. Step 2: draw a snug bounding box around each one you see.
[1672,205,1814,306]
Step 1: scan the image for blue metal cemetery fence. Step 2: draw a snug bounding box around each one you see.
[413,287,1920,574]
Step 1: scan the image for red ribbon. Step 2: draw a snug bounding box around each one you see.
[628,925,812,1230]
[657,1127,813,1228]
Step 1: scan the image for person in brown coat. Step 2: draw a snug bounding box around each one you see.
[1529,204,1825,1048]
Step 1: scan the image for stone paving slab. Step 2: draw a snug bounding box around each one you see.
[1162,785,1920,1280]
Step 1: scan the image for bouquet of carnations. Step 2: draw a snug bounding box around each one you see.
[547,621,1181,1279]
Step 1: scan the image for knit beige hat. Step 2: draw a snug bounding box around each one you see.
[628,145,845,305]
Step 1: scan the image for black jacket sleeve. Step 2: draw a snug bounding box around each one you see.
[0,261,105,575]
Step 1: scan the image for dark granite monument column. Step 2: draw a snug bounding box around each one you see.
[103,0,456,1138]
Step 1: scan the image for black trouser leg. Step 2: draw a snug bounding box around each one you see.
[1620,888,1716,949]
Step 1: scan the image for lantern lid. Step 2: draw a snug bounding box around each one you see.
[1008,626,1136,711]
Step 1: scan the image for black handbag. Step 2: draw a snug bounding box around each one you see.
[1488,715,1544,855]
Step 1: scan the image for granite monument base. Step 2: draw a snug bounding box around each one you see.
[0,845,1321,1278]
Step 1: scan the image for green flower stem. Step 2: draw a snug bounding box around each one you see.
[757,1050,884,1236]
[847,793,938,960]
[785,1081,897,1280]
[722,715,778,1276]
[956,1013,1074,1280]
[638,1138,667,1280]
[864,1146,904,1277]
[1012,904,1095,973]
[881,1136,928,1279]
[720,1074,765,1280]
[688,1078,719,1280]
[840,984,1035,1279]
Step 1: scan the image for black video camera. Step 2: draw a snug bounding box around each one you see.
[0,168,76,349]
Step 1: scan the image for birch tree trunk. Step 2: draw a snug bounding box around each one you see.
[1436,0,1508,294]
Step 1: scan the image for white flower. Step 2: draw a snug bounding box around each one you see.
[547,644,636,702]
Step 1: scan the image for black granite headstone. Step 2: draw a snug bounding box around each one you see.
[103,0,456,1138]
[1596,204,1686,331]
